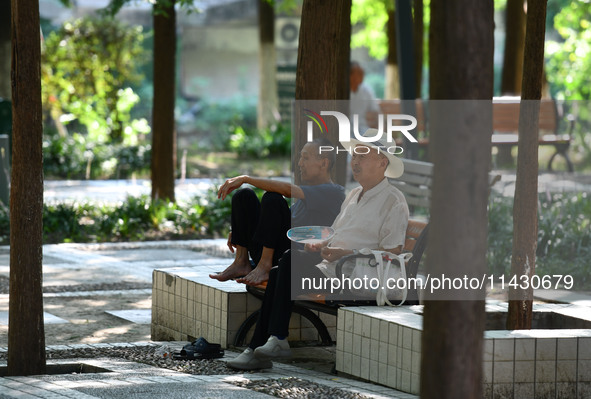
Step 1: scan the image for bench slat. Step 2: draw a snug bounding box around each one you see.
[390,182,431,198]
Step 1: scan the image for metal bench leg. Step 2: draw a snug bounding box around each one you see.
[548,144,574,172]
[292,305,334,346]
[233,309,260,347]
[233,307,334,347]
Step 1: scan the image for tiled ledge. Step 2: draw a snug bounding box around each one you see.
[151,266,336,348]
[335,304,591,398]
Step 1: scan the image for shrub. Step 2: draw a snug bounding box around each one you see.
[487,192,591,289]
[228,123,291,158]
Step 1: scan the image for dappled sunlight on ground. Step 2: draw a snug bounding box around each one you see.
[0,293,152,346]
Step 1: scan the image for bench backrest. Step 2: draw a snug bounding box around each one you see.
[493,97,558,133]
[389,158,432,209]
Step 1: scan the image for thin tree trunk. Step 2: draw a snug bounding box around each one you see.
[501,0,526,95]
[497,0,527,166]
[422,1,494,398]
[0,0,10,99]
[8,0,46,376]
[257,0,278,129]
[506,0,548,330]
[385,8,399,99]
[413,0,424,97]
[294,0,350,186]
[151,2,176,202]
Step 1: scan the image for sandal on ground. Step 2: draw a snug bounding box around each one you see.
[173,337,224,360]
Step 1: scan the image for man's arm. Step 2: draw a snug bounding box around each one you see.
[217,175,305,200]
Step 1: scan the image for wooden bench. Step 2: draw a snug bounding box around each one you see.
[377,98,575,171]
[233,219,429,346]
[491,97,574,171]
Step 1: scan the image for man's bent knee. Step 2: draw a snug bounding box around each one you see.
[232,187,258,204]
[261,191,287,207]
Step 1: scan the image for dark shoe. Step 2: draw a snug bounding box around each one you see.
[173,337,224,360]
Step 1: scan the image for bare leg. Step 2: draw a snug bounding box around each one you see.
[236,246,274,286]
[209,245,253,281]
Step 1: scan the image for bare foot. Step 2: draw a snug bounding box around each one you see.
[236,263,272,286]
[209,260,252,281]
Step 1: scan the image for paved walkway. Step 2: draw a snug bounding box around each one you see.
[1,174,589,398]
[42,171,591,205]
[0,240,417,399]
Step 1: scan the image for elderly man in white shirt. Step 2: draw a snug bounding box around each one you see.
[227,130,409,371]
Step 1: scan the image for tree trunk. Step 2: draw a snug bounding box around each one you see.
[497,0,527,166]
[501,0,526,95]
[0,0,10,99]
[506,0,548,331]
[422,1,494,398]
[8,0,46,376]
[257,0,278,129]
[294,0,350,186]
[384,8,399,99]
[413,0,424,97]
[151,2,176,202]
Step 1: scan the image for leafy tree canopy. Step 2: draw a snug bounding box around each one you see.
[546,1,591,99]
[351,0,391,59]
[42,17,149,144]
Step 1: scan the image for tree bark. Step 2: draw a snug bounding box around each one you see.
[294,0,350,186]
[0,0,10,99]
[497,0,527,166]
[384,8,399,99]
[422,1,493,398]
[257,0,278,129]
[506,0,548,331]
[151,1,176,202]
[501,0,526,95]
[8,0,46,376]
[413,0,424,97]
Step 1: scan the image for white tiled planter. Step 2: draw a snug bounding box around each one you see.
[151,266,336,348]
[336,304,591,398]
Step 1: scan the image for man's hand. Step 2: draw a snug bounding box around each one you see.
[320,246,351,262]
[218,175,248,200]
[304,241,328,252]
[226,232,236,253]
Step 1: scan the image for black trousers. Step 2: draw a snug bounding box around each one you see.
[231,188,291,267]
[249,248,327,349]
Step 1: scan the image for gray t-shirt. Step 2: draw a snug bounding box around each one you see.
[290,183,345,228]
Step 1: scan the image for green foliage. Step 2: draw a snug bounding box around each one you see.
[228,124,291,158]
[487,192,591,289]
[351,0,429,64]
[536,192,591,288]
[546,1,591,100]
[351,0,390,59]
[487,195,515,276]
[192,185,233,237]
[0,186,245,245]
[181,96,258,151]
[0,201,8,243]
[41,17,149,143]
[42,129,151,179]
[101,0,199,17]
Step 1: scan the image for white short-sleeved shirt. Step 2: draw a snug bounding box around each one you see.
[315,178,409,278]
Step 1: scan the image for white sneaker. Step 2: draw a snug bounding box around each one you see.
[254,336,292,359]
[226,348,272,370]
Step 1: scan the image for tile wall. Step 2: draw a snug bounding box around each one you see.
[151,267,336,348]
